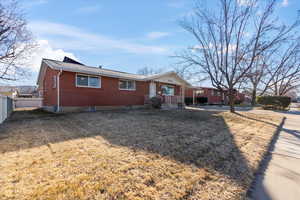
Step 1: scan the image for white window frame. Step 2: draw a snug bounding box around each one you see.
[76,74,101,88]
[119,79,136,91]
[161,85,175,96]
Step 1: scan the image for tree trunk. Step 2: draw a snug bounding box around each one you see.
[228,91,235,113]
[251,89,257,106]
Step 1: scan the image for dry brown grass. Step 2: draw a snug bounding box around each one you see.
[0,109,282,200]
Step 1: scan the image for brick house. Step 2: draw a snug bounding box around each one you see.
[37,58,191,112]
[185,87,245,105]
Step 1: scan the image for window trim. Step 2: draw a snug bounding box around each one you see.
[119,79,136,91]
[75,74,101,88]
[161,85,175,96]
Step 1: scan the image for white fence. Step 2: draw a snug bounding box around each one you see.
[14,98,43,108]
[0,95,13,124]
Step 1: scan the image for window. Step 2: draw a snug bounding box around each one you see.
[52,76,57,88]
[119,80,136,90]
[89,77,100,87]
[213,90,221,96]
[161,85,175,96]
[76,74,100,88]
[195,89,204,95]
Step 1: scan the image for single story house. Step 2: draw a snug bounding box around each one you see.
[37,58,191,112]
[185,87,245,105]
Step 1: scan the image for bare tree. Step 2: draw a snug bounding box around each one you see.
[0,0,34,81]
[173,64,209,86]
[258,40,300,96]
[137,66,164,75]
[244,52,270,105]
[177,0,299,112]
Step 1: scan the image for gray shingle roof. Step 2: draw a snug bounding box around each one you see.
[43,59,148,80]
[38,58,191,87]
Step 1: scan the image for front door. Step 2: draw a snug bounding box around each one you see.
[149,82,156,98]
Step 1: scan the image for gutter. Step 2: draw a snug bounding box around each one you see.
[57,69,63,112]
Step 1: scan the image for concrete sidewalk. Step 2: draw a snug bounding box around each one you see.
[250,110,300,200]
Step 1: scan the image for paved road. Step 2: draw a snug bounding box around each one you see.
[250,109,300,200]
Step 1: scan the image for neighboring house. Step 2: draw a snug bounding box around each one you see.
[0,86,18,98]
[37,58,191,112]
[16,86,39,98]
[0,86,38,98]
[185,87,245,105]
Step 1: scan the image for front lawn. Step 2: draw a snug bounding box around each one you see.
[0,109,282,200]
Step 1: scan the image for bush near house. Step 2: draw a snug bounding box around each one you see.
[150,96,162,109]
[185,97,193,105]
[234,99,243,105]
[256,96,291,110]
[185,97,208,105]
[197,97,208,104]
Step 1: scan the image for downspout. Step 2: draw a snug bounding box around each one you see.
[57,69,62,112]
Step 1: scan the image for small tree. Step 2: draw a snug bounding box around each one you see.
[0,0,34,81]
[177,0,299,112]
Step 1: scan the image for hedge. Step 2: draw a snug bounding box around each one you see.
[150,96,162,109]
[256,96,291,110]
[185,97,208,105]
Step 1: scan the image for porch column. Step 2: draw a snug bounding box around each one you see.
[193,90,195,105]
[181,85,185,105]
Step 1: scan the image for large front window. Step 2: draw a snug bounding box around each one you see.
[161,85,175,96]
[76,74,100,88]
[119,80,136,90]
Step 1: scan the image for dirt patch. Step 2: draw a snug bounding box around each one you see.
[0,109,282,200]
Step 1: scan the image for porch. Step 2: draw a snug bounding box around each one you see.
[144,95,184,108]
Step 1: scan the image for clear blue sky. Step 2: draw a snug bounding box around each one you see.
[14,0,300,85]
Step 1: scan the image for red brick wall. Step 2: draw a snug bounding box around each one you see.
[185,88,194,97]
[43,67,59,106]
[185,88,224,104]
[58,71,149,107]
[185,87,246,104]
[42,66,186,107]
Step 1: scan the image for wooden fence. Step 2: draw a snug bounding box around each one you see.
[14,98,43,108]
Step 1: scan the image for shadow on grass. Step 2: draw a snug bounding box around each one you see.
[190,105,254,111]
[0,108,283,196]
[8,108,63,121]
[233,112,279,127]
